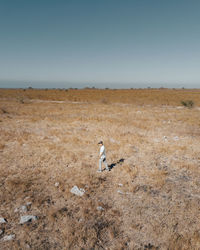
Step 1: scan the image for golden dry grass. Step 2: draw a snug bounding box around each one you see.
[0,88,200,249]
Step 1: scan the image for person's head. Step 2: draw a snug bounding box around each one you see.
[98,141,103,146]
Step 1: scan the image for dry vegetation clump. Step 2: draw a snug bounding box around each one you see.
[0,89,200,249]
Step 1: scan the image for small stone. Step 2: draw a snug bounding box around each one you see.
[97,206,104,211]
[70,186,85,196]
[14,208,18,213]
[26,202,32,206]
[55,182,59,187]
[2,234,15,241]
[0,229,3,235]
[20,205,27,212]
[118,183,123,187]
[0,217,7,224]
[20,215,37,224]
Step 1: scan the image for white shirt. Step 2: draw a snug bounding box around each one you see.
[100,145,106,159]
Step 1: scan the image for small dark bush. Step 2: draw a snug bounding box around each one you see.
[181,100,194,108]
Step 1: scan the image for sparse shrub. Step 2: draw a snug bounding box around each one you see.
[0,108,8,114]
[181,100,194,108]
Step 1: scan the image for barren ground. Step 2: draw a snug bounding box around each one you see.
[0,89,200,249]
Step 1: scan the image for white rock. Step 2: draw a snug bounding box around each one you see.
[0,217,7,224]
[55,182,59,187]
[2,234,15,241]
[14,208,19,213]
[0,229,3,235]
[117,190,124,195]
[173,136,179,141]
[97,206,104,211]
[118,183,123,187]
[26,202,32,206]
[70,186,85,196]
[19,215,37,224]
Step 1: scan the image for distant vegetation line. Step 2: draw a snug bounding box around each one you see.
[0,88,200,106]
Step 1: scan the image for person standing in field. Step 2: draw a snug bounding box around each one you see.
[97,141,109,172]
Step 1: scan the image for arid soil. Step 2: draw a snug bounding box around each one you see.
[0,89,200,249]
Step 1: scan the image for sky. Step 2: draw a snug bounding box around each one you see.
[0,0,200,89]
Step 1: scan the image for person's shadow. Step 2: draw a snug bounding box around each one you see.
[108,158,125,171]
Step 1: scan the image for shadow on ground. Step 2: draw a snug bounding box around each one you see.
[108,158,125,171]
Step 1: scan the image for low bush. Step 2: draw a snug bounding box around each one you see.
[181,100,194,108]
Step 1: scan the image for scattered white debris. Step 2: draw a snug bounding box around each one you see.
[117,190,124,195]
[70,186,85,196]
[118,183,123,187]
[2,234,15,241]
[110,138,119,144]
[55,182,59,187]
[97,206,104,211]
[19,215,37,224]
[0,217,7,224]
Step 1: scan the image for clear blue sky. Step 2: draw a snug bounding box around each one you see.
[0,0,200,88]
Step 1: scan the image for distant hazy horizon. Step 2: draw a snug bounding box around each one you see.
[0,79,199,89]
[1,0,200,89]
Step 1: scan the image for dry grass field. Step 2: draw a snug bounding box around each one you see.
[0,88,200,249]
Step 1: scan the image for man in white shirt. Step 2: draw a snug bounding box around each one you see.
[97,141,109,172]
